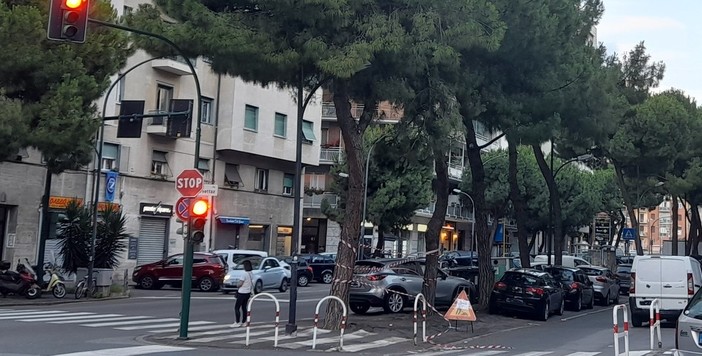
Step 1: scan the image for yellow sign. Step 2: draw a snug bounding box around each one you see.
[444,290,477,321]
[97,202,121,212]
[49,196,83,210]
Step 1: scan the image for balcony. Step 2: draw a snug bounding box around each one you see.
[320,147,343,163]
[448,162,464,180]
[416,203,474,221]
[321,102,364,120]
[151,56,196,76]
[146,116,169,136]
[304,193,339,208]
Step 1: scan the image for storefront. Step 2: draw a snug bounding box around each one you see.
[214,216,250,250]
[136,202,172,265]
[43,196,84,266]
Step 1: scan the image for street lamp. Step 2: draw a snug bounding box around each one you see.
[452,189,475,265]
[547,150,594,266]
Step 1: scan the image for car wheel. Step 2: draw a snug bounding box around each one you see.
[254,280,263,294]
[631,313,645,327]
[556,299,565,316]
[538,302,550,321]
[279,278,289,292]
[321,272,333,284]
[198,276,216,292]
[383,291,405,313]
[139,275,156,289]
[488,298,499,315]
[574,294,582,311]
[351,303,371,314]
[298,275,309,287]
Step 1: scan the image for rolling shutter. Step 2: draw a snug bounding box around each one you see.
[137,218,167,265]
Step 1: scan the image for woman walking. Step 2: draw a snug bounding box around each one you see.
[231,260,253,327]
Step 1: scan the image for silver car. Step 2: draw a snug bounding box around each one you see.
[349,259,476,314]
[676,288,702,355]
[579,266,619,306]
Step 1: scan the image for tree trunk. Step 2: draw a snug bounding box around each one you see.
[422,148,450,306]
[373,230,385,258]
[613,163,644,255]
[672,195,679,256]
[37,169,53,271]
[691,206,701,256]
[614,210,626,250]
[531,144,564,265]
[461,117,492,310]
[528,231,538,254]
[324,83,369,329]
[507,135,530,268]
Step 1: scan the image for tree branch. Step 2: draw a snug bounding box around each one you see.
[477,132,506,150]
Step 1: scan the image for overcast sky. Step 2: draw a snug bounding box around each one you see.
[598,0,701,102]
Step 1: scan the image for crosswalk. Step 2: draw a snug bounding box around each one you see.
[409,349,676,356]
[0,308,409,353]
[51,345,195,356]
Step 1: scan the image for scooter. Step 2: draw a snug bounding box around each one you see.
[0,260,41,299]
[37,261,66,299]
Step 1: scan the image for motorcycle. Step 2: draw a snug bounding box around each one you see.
[37,260,66,299]
[0,260,41,299]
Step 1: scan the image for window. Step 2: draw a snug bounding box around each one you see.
[122,5,133,16]
[301,120,316,143]
[151,150,168,175]
[116,75,126,102]
[224,164,242,188]
[639,213,645,222]
[283,173,294,195]
[156,84,173,112]
[198,158,210,178]
[244,105,258,131]
[166,255,183,265]
[201,97,213,124]
[651,213,656,220]
[255,168,268,191]
[101,143,119,171]
[306,172,325,190]
[274,113,287,137]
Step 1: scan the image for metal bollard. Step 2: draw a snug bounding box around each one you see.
[613,304,630,356]
[649,298,662,349]
[413,293,427,346]
[312,296,347,350]
[245,292,280,347]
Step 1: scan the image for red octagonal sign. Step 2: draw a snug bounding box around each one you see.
[176,169,204,197]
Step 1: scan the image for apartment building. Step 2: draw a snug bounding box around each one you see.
[0,1,322,270]
[634,199,691,254]
[303,89,509,256]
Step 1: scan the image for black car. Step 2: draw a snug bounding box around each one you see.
[615,264,632,295]
[299,254,336,284]
[488,269,565,321]
[542,266,595,311]
[279,257,314,287]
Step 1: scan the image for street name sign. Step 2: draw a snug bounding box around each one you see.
[200,184,218,196]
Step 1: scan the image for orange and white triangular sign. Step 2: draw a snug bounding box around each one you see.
[444,290,477,321]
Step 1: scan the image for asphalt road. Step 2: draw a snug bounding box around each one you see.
[0,287,680,356]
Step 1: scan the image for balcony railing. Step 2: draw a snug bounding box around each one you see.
[416,203,474,221]
[321,102,364,119]
[303,193,339,208]
[320,147,343,163]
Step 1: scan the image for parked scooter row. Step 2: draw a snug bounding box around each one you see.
[0,259,66,299]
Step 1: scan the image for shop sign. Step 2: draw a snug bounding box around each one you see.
[139,202,173,216]
[49,196,83,209]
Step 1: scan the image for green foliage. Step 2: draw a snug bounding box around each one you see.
[0,0,132,171]
[57,202,129,273]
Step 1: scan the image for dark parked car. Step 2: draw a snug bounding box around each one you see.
[488,269,565,321]
[279,257,314,287]
[542,266,595,311]
[616,264,632,295]
[299,254,336,284]
[132,253,226,292]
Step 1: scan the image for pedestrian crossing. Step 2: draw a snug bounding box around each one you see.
[409,349,676,356]
[0,308,409,352]
[50,345,194,356]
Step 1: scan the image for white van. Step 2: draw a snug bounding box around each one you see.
[533,255,591,268]
[213,249,268,269]
[629,255,702,326]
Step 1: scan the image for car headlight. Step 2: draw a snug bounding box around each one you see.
[133,267,141,273]
[224,274,231,281]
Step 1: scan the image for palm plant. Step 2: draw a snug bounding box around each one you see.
[95,205,128,269]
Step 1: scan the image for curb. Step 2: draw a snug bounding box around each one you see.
[0,294,130,307]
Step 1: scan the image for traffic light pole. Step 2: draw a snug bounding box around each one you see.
[88,19,203,340]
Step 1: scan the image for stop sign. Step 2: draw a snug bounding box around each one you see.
[176,169,204,197]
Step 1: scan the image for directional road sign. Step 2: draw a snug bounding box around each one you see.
[175,197,191,221]
[622,227,637,241]
[176,169,204,197]
[200,184,218,196]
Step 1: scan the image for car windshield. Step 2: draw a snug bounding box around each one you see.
[581,268,603,276]
[501,272,541,286]
[617,266,631,273]
[685,289,702,320]
[546,268,574,282]
[232,256,262,270]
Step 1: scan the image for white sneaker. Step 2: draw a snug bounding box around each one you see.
[230,322,241,328]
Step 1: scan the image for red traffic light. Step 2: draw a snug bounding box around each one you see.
[64,0,82,9]
[190,199,209,217]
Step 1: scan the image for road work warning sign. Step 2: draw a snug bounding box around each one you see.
[444,290,477,321]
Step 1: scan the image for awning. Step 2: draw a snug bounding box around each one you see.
[218,216,250,225]
[225,164,242,184]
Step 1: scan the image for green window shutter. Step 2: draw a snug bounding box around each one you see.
[302,120,316,141]
[274,113,287,137]
[245,105,258,131]
[283,174,294,188]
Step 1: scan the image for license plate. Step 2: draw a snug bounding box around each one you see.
[641,300,651,306]
[698,333,702,345]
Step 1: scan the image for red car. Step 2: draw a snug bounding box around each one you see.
[132,253,226,292]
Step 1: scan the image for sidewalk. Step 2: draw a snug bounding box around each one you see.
[0,294,129,307]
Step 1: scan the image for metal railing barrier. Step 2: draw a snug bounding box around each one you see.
[613,304,630,356]
[414,293,428,345]
[313,296,347,350]
[245,292,280,347]
[650,298,662,349]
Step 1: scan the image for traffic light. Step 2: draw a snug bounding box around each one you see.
[190,198,209,243]
[48,0,90,43]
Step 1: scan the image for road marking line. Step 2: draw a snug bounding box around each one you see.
[20,314,120,322]
[50,316,149,324]
[117,321,215,331]
[277,330,372,349]
[627,352,652,356]
[50,345,194,356]
[563,353,600,356]
[189,329,280,343]
[148,324,224,333]
[456,351,507,356]
[511,352,554,356]
[408,349,470,356]
[134,296,322,302]
[12,312,94,320]
[0,310,66,319]
[235,328,328,344]
[560,306,613,321]
[81,318,178,327]
[339,337,408,352]
[0,309,37,314]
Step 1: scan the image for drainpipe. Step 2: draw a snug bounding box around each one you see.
[208,74,223,250]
